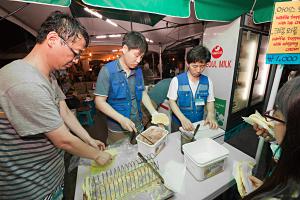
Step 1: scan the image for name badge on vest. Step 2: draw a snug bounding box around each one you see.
[195,98,205,106]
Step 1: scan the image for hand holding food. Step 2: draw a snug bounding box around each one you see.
[242,111,275,141]
[94,151,112,166]
[151,112,170,126]
[249,175,263,189]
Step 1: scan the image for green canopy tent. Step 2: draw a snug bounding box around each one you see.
[13,0,290,24]
[82,0,290,24]
[69,1,164,26]
[13,0,71,7]
[13,0,165,26]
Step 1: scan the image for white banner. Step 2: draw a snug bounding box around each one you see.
[203,18,241,129]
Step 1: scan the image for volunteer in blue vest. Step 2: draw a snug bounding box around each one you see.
[167,45,218,132]
[95,31,166,144]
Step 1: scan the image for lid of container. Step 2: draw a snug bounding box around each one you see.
[183,138,229,166]
[180,122,225,141]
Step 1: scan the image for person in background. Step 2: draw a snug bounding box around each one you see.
[167,45,218,132]
[0,11,111,200]
[95,31,166,144]
[175,62,185,76]
[142,60,154,85]
[244,77,300,200]
[148,78,172,108]
[288,69,300,81]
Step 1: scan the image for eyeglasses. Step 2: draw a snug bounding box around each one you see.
[59,36,81,60]
[264,110,285,124]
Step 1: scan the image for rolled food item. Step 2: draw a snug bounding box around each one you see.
[151,112,170,126]
[242,110,275,137]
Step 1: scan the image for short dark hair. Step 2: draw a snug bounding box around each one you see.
[36,11,89,47]
[186,46,211,64]
[122,31,148,54]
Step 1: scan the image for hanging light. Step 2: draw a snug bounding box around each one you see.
[108,34,122,38]
[146,37,154,43]
[105,19,118,27]
[84,7,102,19]
[96,35,107,39]
[84,7,118,28]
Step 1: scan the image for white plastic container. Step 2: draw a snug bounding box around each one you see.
[182,138,229,181]
[136,126,168,156]
[179,121,225,144]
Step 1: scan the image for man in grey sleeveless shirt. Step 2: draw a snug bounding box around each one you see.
[0,11,111,200]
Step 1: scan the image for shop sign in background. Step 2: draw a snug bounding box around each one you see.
[267,1,300,64]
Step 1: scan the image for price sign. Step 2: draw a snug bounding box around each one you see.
[267,1,300,64]
[266,53,300,64]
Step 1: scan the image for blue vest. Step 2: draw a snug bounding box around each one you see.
[106,60,144,123]
[173,72,209,125]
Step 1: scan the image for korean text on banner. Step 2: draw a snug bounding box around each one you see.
[266,1,300,64]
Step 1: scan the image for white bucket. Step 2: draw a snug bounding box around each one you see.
[182,138,229,181]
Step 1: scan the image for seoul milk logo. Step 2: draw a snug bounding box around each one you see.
[211,45,223,59]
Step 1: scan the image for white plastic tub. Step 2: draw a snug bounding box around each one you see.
[182,138,229,181]
[179,121,225,144]
[136,126,168,156]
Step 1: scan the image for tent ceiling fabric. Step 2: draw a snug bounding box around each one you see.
[70,1,164,26]
[11,0,291,24]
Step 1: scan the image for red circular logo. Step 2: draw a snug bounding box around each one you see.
[211,45,223,59]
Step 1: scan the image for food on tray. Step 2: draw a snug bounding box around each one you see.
[90,149,118,174]
[151,112,170,126]
[83,161,174,200]
[140,126,166,145]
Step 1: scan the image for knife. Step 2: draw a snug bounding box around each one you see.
[137,152,165,184]
[130,130,137,145]
[190,123,201,142]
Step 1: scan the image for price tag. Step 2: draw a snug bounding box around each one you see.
[266,53,300,64]
[267,1,300,64]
